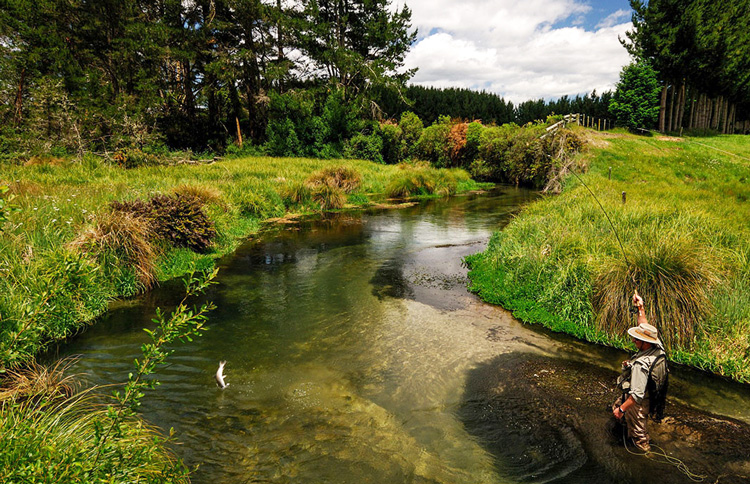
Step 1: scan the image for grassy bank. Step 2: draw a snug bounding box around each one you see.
[0,154,483,369]
[466,129,750,381]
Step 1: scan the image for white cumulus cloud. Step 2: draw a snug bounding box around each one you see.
[400,0,632,103]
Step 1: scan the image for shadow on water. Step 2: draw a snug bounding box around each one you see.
[459,353,750,484]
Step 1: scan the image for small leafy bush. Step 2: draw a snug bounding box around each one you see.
[112,148,161,169]
[111,194,217,253]
[224,142,266,157]
[447,122,469,166]
[265,118,301,157]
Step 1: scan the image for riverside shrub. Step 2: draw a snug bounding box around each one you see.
[415,115,452,167]
[346,132,384,164]
[399,111,423,160]
[379,121,402,164]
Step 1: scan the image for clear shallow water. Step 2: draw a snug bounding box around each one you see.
[56,188,750,484]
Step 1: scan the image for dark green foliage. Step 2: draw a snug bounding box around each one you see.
[297,0,416,102]
[0,0,415,155]
[111,195,217,253]
[609,61,661,130]
[379,122,402,164]
[265,91,319,157]
[346,132,384,164]
[398,111,423,160]
[623,0,750,130]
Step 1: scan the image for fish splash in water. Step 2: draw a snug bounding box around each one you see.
[215,361,229,389]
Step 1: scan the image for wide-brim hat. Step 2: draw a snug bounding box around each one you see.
[627,322,661,345]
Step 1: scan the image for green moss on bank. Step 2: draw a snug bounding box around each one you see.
[0,154,485,369]
[467,130,750,382]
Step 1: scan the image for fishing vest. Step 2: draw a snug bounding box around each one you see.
[617,347,669,422]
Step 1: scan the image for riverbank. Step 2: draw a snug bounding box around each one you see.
[466,129,750,382]
[0,154,485,369]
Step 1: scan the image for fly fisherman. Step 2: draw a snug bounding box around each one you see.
[612,290,667,453]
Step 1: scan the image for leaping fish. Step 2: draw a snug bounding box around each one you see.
[215,361,229,389]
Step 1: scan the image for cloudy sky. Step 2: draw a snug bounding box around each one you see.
[396,0,634,103]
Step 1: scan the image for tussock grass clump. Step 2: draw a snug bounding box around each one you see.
[385,166,436,198]
[0,357,78,403]
[235,188,285,218]
[594,237,719,350]
[69,211,158,289]
[305,165,362,193]
[385,163,465,198]
[312,184,346,211]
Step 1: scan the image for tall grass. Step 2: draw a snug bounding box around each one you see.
[0,361,189,484]
[467,130,750,380]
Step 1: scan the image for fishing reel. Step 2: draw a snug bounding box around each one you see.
[629,305,639,315]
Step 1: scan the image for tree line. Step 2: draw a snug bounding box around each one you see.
[624,0,750,134]
[377,85,612,126]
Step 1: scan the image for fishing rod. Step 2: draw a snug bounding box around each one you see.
[567,169,631,269]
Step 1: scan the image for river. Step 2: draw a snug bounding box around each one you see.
[57,188,750,484]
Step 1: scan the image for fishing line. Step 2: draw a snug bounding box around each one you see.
[621,422,706,481]
[567,169,631,268]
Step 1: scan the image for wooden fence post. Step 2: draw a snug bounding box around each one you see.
[235,117,243,147]
[622,191,626,204]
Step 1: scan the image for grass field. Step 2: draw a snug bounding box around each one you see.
[467,129,750,381]
[0,154,482,369]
